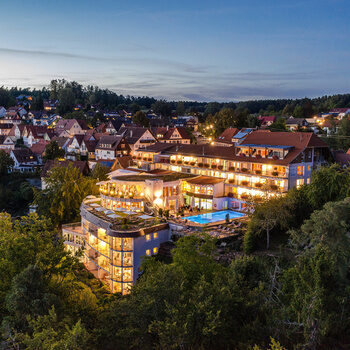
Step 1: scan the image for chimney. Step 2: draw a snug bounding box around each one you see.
[202,146,205,156]
[167,125,169,131]
[130,130,133,138]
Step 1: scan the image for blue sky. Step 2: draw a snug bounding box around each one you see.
[0,0,349,101]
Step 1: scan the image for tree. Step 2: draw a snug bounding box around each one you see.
[152,100,172,117]
[132,111,149,127]
[305,164,350,210]
[90,163,110,181]
[44,141,65,161]
[269,118,287,131]
[129,102,141,114]
[0,150,14,176]
[176,101,185,116]
[284,198,350,348]
[4,265,59,333]
[58,88,75,115]
[20,307,89,350]
[34,164,98,225]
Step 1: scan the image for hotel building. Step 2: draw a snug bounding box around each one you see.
[63,131,330,293]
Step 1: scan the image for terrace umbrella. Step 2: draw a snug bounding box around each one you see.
[95,207,104,211]
[86,195,97,199]
[105,210,114,214]
[107,213,119,219]
[90,203,100,207]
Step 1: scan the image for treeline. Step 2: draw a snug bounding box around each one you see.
[0,80,349,117]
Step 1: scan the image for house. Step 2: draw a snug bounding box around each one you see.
[110,155,133,170]
[10,148,39,172]
[6,106,27,119]
[117,126,157,151]
[50,136,71,153]
[66,134,98,160]
[258,116,276,127]
[285,117,308,131]
[41,160,90,189]
[0,114,22,125]
[214,128,254,146]
[23,126,51,147]
[43,99,59,111]
[329,108,350,119]
[0,123,14,136]
[54,119,89,137]
[106,119,124,134]
[95,135,130,161]
[161,126,191,144]
[214,128,239,146]
[9,124,26,139]
[30,140,49,164]
[0,135,16,150]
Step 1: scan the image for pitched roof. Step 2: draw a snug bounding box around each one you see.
[186,176,225,185]
[96,135,124,150]
[118,126,152,144]
[215,128,239,143]
[30,141,49,155]
[330,108,350,114]
[11,148,37,164]
[84,140,98,152]
[163,126,190,140]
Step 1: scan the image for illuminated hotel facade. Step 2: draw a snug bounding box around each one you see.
[63,131,330,294]
[132,131,330,210]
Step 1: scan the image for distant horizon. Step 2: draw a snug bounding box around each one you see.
[1,80,350,105]
[1,0,349,102]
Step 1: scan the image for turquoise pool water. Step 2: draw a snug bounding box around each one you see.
[185,210,245,225]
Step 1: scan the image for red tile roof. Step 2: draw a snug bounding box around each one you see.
[215,128,239,143]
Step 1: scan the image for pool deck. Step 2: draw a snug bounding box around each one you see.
[170,210,248,228]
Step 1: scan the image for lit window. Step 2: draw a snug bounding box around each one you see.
[153,247,158,254]
[146,234,151,241]
[146,249,151,256]
[297,179,304,189]
[297,166,304,176]
[154,232,158,239]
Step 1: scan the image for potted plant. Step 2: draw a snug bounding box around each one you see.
[270,184,279,191]
[177,160,182,165]
[171,160,175,164]
[255,182,263,188]
[211,164,217,169]
[241,180,249,186]
[204,164,209,168]
[218,165,223,170]
[228,166,235,171]
[147,158,152,161]
[227,192,233,197]
[229,179,235,184]
[190,162,195,166]
[198,162,203,167]
[255,169,262,175]
[241,167,248,172]
[272,171,279,176]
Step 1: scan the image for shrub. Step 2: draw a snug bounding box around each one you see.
[243,230,256,254]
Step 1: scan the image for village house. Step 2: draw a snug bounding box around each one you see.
[54,119,89,138]
[10,148,39,172]
[117,126,157,152]
[95,135,130,161]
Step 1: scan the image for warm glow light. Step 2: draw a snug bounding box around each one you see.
[155,190,162,198]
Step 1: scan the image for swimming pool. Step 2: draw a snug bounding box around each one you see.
[185,210,245,225]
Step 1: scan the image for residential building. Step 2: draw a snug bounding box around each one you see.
[0,106,6,118]
[118,126,157,151]
[285,117,308,131]
[30,140,49,164]
[10,148,39,172]
[54,119,89,137]
[161,126,191,144]
[95,135,130,161]
[258,116,276,127]
[0,123,13,136]
[43,99,59,111]
[329,108,350,119]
